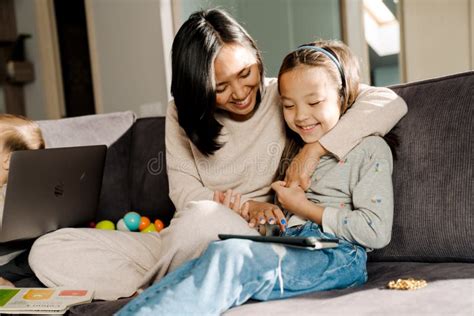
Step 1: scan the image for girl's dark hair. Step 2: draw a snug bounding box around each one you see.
[171,9,264,156]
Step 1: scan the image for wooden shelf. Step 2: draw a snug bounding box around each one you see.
[6,61,34,83]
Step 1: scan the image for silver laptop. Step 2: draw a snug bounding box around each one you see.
[0,145,106,242]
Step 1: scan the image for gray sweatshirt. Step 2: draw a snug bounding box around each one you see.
[287,136,394,251]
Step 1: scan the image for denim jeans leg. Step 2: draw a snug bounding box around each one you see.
[259,221,367,300]
[117,239,284,316]
[117,229,367,316]
[255,238,367,301]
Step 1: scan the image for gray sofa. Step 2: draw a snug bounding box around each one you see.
[23,71,474,314]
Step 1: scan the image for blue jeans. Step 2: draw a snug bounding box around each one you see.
[117,222,367,316]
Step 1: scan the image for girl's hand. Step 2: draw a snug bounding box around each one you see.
[240,200,287,232]
[284,141,328,190]
[271,181,307,215]
[213,189,242,214]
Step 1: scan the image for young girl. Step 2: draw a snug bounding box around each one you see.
[117,40,395,315]
[0,114,45,287]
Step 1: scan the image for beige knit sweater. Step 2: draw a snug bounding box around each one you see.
[165,78,407,211]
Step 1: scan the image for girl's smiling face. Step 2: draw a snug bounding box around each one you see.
[214,44,261,120]
[279,65,341,143]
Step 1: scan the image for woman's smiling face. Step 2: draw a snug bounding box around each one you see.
[279,65,341,144]
[214,44,261,120]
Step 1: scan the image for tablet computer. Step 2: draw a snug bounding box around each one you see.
[218,234,339,250]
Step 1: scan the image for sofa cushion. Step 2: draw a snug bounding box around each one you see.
[37,111,136,222]
[129,117,175,226]
[369,71,474,262]
[225,262,474,315]
[67,262,474,315]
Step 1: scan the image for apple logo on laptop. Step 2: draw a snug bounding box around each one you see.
[54,182,64,197]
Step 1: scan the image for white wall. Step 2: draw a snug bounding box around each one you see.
[86,0,172,117]
[401,0,473,82]
[13,0,474,120]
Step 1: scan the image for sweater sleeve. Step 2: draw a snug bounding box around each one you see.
[165,102,213,211]
[319,84,407,160]
[322,138,394,249]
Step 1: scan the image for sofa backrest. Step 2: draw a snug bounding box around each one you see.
[369,71,473,263]
[96,126,133,221]
[37,71,473,263]
[79,117,175,225]
[128,117,175,225]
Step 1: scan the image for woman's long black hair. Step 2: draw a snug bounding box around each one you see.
[171,9,264,156]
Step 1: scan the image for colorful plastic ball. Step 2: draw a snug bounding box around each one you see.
[141,223,157,233]
[139,216,151,231]
[89,221,96,228]
[154,219,165,232]
[116,218,130,231]
[96,220,115,230]
[123,212,141,231]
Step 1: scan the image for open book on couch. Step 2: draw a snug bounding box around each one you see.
[0,287,93,314]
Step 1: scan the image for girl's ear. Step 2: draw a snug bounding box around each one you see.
[2,152,11,171]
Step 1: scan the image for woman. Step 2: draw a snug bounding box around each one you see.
[29,8,407,300]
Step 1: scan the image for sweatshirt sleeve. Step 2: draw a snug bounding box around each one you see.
[319,84,407,160]
[165,102,213,211]
[322,138,394,249]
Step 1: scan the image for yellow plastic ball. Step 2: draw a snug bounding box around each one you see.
[96,220,115,230]
[141,223,157,233]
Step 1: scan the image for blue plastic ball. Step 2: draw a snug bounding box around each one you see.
[123,212,141,231]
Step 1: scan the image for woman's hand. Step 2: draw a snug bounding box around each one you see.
[240,200,287,232]
[213,189,242,214]
[271,181,307,216]
[284,141,328,190]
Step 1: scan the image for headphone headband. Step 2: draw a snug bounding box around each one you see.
[295,45,346,90]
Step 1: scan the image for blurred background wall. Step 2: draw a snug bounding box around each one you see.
[0,0,472,120]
